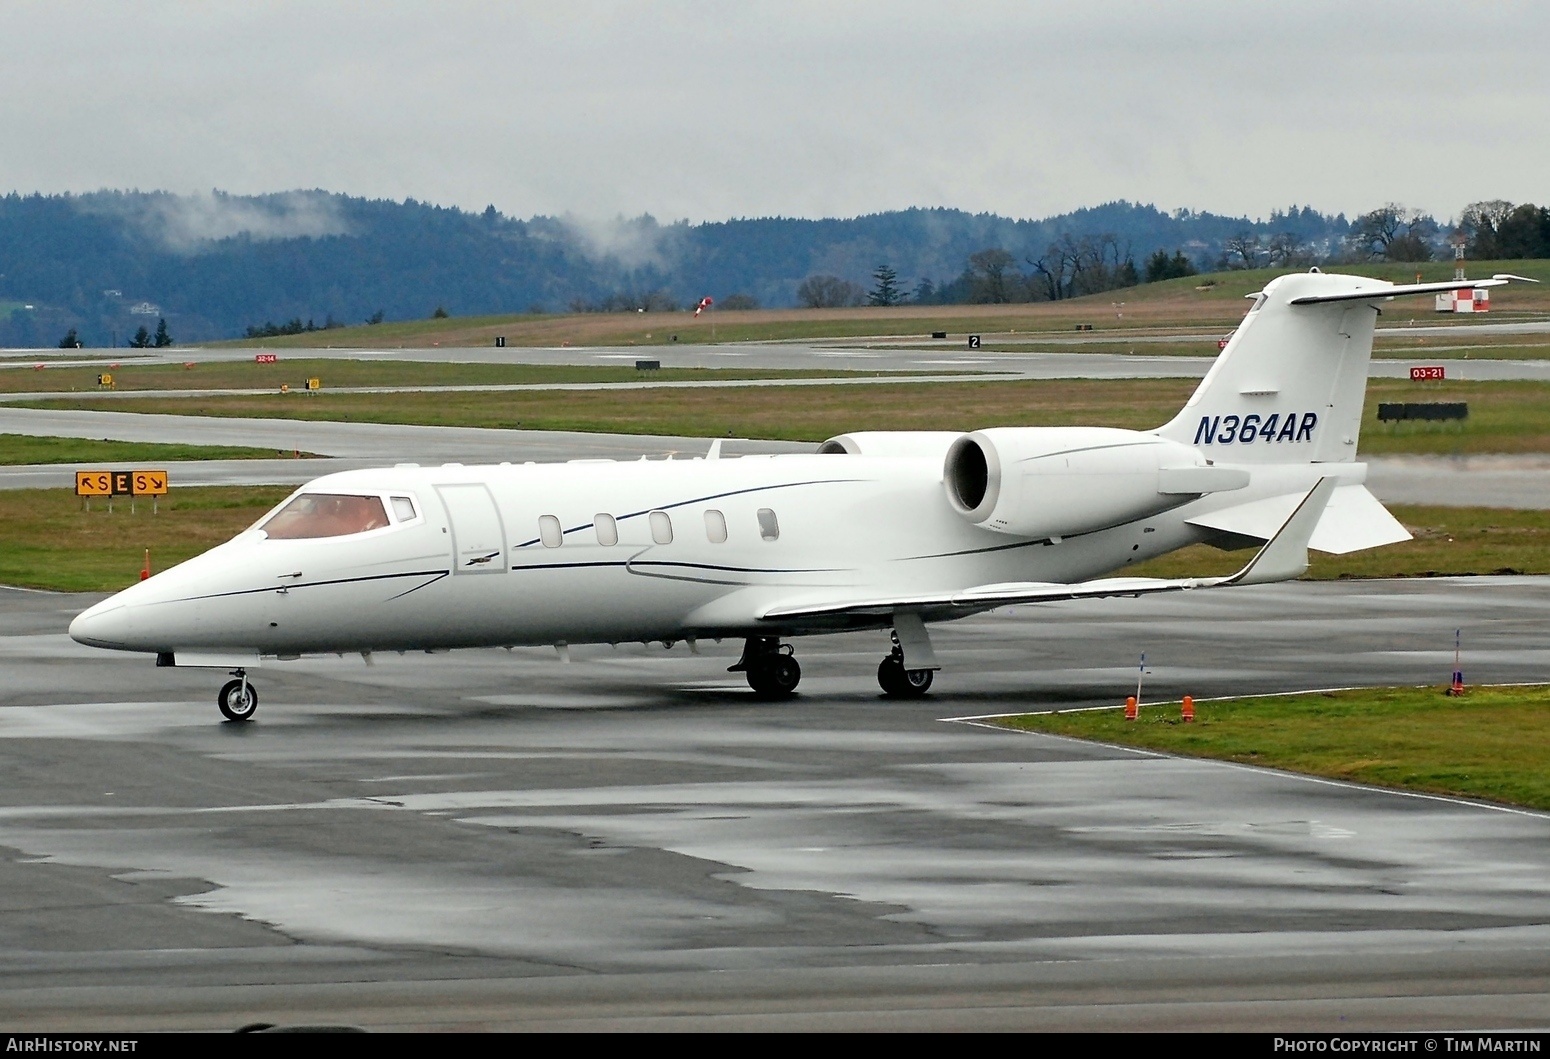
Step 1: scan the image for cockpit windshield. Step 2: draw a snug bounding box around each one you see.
[260,493,390,539]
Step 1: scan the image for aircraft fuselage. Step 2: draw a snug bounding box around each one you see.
[70,453,1232,657]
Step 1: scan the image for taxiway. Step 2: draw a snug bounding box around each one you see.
[0,578,1546,1030]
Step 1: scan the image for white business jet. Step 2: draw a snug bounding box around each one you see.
[70,270,1530,720]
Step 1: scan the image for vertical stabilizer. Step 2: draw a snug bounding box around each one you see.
[1155,271,1392,464]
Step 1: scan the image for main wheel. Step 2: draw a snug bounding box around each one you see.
[747,654,801,698]
[878,656,933,698]
[218,678,258,721]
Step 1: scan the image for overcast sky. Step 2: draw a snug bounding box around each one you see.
[5,1,1546,225]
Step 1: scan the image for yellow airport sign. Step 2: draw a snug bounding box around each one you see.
[75,469,169,497]
[132,470,168,496]
[75,470,115,496]
[306,377,321,391]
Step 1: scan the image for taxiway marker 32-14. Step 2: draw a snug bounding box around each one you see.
[70,271,1534,720]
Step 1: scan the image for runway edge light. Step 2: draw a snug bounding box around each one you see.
[1448,628,1466,696]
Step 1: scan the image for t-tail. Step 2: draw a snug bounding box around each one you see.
[1155,269,1533,554]
[1157,269,1528,464]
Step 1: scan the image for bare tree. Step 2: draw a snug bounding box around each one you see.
[796,275,865,308]
[1221,230,1264,270]
[1265,232,1307,266]
[1347,203,1436,261]
[1027,234,1136,300]
[966,248,1018,303]
[1457,199,1516,259]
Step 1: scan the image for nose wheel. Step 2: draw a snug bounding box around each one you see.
[218,671,258,722]
[730,637,802,698]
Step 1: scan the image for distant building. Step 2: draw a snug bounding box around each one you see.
[1434,288,1489,313]
[103,289,122,298]
[128,301,159,315]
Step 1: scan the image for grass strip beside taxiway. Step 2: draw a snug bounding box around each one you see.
[22,377,1550,455]
[0,360,916,395]
[995,684,1550,812]
[0,434,316,466]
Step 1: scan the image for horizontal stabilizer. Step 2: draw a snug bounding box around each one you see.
[1187,483,1410,555]
[1287,276,1514,305]
[759,478,1336,625]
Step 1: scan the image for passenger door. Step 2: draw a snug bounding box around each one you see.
[436,484,508,575]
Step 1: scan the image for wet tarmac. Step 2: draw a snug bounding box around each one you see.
[1,578,1547,1030]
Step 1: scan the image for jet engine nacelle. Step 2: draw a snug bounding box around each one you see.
[818,431,966,459]
[943,426,1248,538]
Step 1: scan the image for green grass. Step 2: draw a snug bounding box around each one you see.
[0,434,306,466]
[0,486,292,592]
[24,376,1550,455]
[996,685,1550,811]
[22,377,1198,441]
[200,259,1550,350]
[1358,380,1550,455]
[0,359,911,395]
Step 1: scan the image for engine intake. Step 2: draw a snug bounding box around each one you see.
[944,427,1247,538]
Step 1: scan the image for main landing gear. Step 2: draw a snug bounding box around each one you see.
[877,647,933,697]
[729,637,802,698]
[877,615,939,699]
[218,669,258,722]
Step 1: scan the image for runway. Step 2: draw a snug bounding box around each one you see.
[4,344,1549,380]
[1,577,1547,1030]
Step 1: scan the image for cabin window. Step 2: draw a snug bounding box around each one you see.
[391,496,417,522]
[704,509,728,543]
[594,513,618,546]
[538,514,563,548]
[649,510,673,544]
[261,493,390,539]
[757,507,780,541]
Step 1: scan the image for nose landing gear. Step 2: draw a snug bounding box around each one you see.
[218,670,258,722]
[729,637,802,698]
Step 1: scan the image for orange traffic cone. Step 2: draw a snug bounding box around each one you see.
[140,550,151,581]
[1124,695,1138,721]
[1181,695,1195,723]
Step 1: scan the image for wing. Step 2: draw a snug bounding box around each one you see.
[758,477,1337,626]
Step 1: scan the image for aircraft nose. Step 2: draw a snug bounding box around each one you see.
[70,602,132,648]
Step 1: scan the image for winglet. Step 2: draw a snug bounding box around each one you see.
[1222,477,1337,586]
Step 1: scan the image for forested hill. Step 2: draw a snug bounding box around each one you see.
[0,189,1350,345]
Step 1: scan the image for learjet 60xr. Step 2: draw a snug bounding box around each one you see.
[70,271,1530,720]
